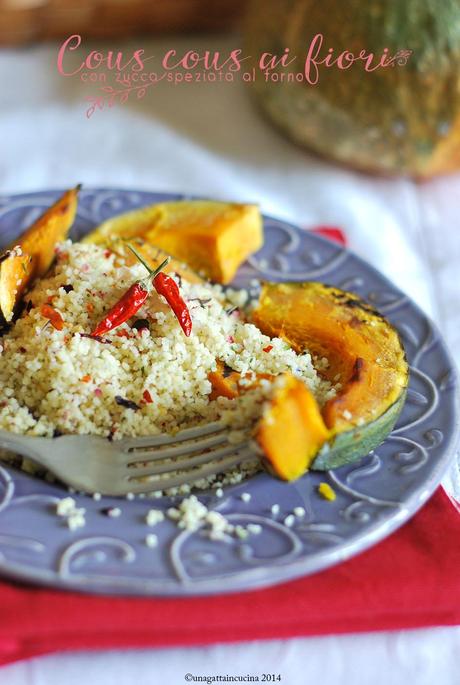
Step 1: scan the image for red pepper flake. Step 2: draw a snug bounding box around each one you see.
[104,250,111,258]
[143,389,153,404]
[263,345,273,353]
[86,302,95,313]
[94,388,102,397]
[54,246,68,260]
[227,335,235,344]
[40,304,64,331]
[46,295,56,305]
[81,374,91,383]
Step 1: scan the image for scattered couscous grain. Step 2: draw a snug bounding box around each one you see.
[145,533,158,548]
[56,496,77,517]
[247,523,262,535]
[145,509,165,527]
[67,510,86,530]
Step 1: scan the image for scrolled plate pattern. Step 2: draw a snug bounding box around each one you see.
[0,188,458,596]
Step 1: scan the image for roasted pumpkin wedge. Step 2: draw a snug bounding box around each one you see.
[0,186,80,322]
[83,200,263,284]
[257,373,330,480]
[252,282,409,472]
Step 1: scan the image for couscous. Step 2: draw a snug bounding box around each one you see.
[0,240,336,490]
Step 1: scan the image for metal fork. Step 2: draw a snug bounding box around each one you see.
[0,423,258,496]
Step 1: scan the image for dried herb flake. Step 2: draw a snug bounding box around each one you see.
[115,395,140,411]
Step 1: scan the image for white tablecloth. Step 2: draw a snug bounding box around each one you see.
[0,34,459,685]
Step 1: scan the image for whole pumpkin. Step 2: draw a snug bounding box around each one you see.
[244,0,460,177]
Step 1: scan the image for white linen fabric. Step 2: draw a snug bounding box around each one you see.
[0,35,459,685]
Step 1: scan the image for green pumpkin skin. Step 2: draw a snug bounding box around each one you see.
[311,390,407,470]
[245,0,460,177]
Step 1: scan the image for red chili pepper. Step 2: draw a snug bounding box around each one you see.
[40,304,64,331]
[91,282,149,337]
[128,245,192,337]
[263,345,273,353]
[153,272,192,337]
[91,254,170,338]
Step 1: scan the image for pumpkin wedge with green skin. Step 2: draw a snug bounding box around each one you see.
[251,282,409,472]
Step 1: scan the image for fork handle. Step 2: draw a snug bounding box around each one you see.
[0,430,48,465]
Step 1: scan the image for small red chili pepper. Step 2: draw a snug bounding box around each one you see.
[40,304,64,331]
[90,254,170,338]
[128,245,192,337]
[153,272,192,337]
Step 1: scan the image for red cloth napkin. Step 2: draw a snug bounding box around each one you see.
[310,225,348,246]
[0,487,459,666]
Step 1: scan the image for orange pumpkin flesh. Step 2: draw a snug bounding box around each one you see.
[0,186,80,322]
[257,374,330,481]
[208,360,273,401]
[83,200,264,284]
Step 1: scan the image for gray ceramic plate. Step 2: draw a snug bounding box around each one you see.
[0,188,458,596]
